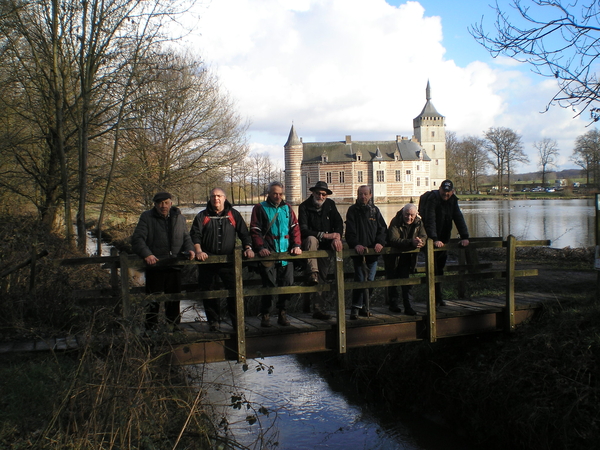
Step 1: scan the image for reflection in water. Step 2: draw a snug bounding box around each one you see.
[188,355,476,450]
[184,198,594,249]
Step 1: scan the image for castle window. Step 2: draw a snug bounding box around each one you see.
[395,170,401,182]
[376,170,385,182]
[431,131,435,137]
[322,154,328,163]
[326,172,332,184]
[435,159,439,165]
[426,177,430,187]
[357,171,363,183]
[433,144,436,151]
[356,153,362,161]
[405,170,412,182]
[416,164,420,171]
[339,171,345,183]
[417,177,421,187]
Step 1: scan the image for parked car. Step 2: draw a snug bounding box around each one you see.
[521,188,531,192]
[545,187,556,193]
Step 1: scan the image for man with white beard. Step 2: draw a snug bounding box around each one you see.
[298,181,344,320]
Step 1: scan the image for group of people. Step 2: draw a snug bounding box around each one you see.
[131,179,469,331]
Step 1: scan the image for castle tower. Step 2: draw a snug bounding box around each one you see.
[413,81,446,188]
[284,124,303,205]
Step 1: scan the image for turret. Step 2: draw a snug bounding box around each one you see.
[284,124,303,205]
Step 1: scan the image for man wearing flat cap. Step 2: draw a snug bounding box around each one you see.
[421,179,469,306]
[132,191,195,329]
[298,181,344,320]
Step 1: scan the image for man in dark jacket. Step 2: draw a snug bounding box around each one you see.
[345,185,387,320]
[384,203,426,315]
[422,179,470,306]
[131,191,195,329]
[298,181,343,320]
[190,188,254,332]
[250,181,302,328]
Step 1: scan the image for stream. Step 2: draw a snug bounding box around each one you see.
[186,354,481,450]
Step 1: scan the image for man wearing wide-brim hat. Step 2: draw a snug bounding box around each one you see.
[298,181,344,320]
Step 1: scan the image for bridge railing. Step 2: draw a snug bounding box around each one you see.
[53,236,549,363]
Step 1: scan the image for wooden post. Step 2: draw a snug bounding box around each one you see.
[505,235,516,333]
[110,247,119,297]
[426,238,437,343]
[596,194,600,301]
[28,244,37,295]
[119,252,132,318]
[457,246,466,298]
[334,249,346,354]
[233,247,247,364]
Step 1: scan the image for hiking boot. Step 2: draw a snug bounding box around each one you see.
[260,313,272,328]
[307,272,319,285]
[350,307,359,320]
[389,298,401,313]
[404,305,417,315]
[312,309,331,320]
[358,308,371,317]
[277,310,291,326]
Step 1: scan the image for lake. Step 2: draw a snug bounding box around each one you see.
[183,198,596,249]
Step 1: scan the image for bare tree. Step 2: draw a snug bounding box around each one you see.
[470,0,600,122]
[534,138,559,186]
[446,132,490,192]
[484,127,528,191]
[117,51,248,208]
[572,129,600,187]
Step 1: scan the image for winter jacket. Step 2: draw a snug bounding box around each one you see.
[385,207,427,272]
[298,197,344,249]
[422,190,469,243]
[131,206,194,261]
[250,199,301,266]
[189,200,252,255]
[345,201,387,249]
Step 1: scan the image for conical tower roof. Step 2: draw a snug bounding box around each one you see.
[415,80,444,119]
[284,124,302,147]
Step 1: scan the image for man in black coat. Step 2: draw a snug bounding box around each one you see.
[422,179,470,306]
[190,188,254,331]
[345,185,387,320]
[298,181,344,320]
[131,192,195,329]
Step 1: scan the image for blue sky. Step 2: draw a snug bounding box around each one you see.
[181,0,590,172]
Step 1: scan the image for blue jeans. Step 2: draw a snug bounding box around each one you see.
[351,255,379,308]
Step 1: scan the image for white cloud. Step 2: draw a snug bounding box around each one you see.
[182,0,590,173]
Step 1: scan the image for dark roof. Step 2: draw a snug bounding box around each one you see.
[302,139,430,163]
[415,100,444,119]
[284,125,301,147]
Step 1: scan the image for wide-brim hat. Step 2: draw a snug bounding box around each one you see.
[309,181,333,195]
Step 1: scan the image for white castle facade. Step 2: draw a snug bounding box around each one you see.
[284,82,446,204]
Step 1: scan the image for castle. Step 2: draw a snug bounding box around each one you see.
[284,82,446,204]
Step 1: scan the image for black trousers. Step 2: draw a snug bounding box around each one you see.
[145,267,182,328]
[258,262,295,314]
[198,264,237,324]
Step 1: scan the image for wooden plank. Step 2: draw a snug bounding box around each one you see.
[12,341,35,352]
[0,341,14,353]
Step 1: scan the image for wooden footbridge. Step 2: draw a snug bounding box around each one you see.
[2,236,550,365]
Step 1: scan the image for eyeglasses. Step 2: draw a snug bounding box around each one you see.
[313,192,327,197]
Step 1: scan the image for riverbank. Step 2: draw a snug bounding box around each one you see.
[319,248,598,450]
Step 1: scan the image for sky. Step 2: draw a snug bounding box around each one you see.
[177,0,593,173]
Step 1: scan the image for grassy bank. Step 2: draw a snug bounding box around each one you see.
[0,215,216,449]
[332,250,598,450]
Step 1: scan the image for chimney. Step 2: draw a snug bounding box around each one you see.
[345,135,351,144]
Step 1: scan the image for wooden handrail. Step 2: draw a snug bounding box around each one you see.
[49,237,549,362]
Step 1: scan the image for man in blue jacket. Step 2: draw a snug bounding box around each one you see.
[190,188,254,332]
[345,185,387,320]
[131,192,195,330]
